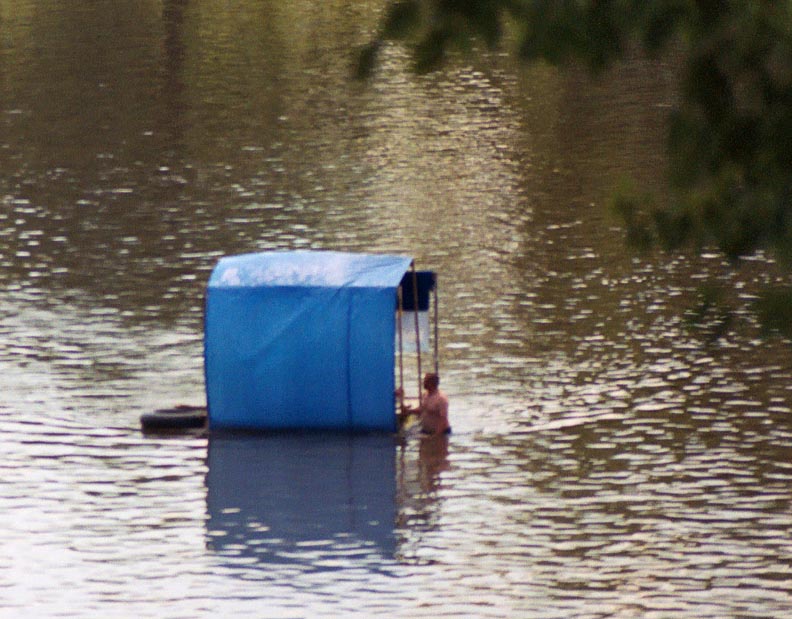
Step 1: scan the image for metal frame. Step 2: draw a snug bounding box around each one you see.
[396,262,438,410]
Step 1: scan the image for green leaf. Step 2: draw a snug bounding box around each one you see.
[382,1,421,40]
[354,41,382,80]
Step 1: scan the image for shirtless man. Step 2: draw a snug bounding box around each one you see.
[398,373,450,435]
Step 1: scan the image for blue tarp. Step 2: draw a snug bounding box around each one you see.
[204,251,415,431]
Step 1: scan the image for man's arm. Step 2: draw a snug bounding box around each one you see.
[397,397,421,425]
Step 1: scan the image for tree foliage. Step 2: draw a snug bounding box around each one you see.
[359,1,792,336]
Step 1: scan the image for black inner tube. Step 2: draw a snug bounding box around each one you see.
[140,405,207,430]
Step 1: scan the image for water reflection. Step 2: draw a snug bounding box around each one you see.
[205,433,397,573]
[391,432,452,570]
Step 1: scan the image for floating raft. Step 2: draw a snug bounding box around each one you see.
[204,250,436,432]
[140,405,207,432]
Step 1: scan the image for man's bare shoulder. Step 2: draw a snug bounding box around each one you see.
[425,390,449,411]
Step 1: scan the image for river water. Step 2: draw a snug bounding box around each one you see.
[2,2,792,618]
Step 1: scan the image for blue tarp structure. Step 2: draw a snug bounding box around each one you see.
[204,250,419,431]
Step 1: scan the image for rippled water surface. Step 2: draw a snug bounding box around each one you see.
[3,2,792,617]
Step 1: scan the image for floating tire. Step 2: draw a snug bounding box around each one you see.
[140,405,207,432]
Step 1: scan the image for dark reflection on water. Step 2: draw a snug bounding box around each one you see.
[205,434,397,573]
[3,0,792,617]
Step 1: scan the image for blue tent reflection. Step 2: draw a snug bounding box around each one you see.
[205,433,397,572]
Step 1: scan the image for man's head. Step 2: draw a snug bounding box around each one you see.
[423,372,440,391]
